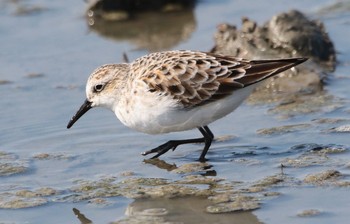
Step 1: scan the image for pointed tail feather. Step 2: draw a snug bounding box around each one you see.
[236,58,308,86]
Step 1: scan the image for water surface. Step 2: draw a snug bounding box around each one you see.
[1,0,350,223]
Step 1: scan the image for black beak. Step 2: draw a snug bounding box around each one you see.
[67,99,92,129]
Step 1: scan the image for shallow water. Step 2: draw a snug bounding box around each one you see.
[1,0,350,223]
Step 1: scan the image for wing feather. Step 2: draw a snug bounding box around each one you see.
[135,51,307,108]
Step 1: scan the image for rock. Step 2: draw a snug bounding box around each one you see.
[0,162,27,176]
[297,209,322,217]
[206,195,260,213]
[212,10,339,117]
[257,124,311,136]
[0,80,12,85]
[0,196,47,209]
[213,10,335,70]
[267,10,335,70]
[303,170,342,185]
[328,125,350,133]
[252,175,284,188]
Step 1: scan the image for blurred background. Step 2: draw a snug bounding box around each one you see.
[1,0,350,223]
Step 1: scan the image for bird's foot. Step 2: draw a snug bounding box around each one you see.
[142,140,180,159]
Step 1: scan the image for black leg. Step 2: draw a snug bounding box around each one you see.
[141,137,205,159]
[198,126,214,162]
[141,126,214,161]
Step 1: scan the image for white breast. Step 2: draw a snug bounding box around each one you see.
[114,85,256,135]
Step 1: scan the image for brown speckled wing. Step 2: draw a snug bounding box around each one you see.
[138,51,306,108]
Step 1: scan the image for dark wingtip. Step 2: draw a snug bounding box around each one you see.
[296,57,308,63]
[238,57,309,87]
[286,57,308,67]
[268,57,308,64]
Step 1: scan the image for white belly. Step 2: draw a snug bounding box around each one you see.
[115,85,256,134]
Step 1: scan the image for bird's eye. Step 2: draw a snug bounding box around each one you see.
[94,84,104,92]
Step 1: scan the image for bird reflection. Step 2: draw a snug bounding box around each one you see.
[143,158,217,176]
[85,0,197,51]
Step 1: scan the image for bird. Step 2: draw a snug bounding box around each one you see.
[67,50,307,161]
